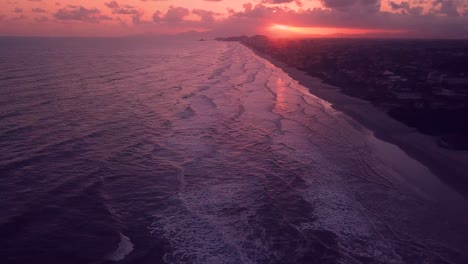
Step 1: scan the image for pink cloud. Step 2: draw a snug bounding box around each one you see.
[0,0,467,37]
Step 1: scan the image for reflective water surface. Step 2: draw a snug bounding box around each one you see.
[0,38,467,264]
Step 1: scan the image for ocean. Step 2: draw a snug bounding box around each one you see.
[0,37,467,264]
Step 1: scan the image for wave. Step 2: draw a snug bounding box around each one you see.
[1,38,467,264]
[107,233,134,262]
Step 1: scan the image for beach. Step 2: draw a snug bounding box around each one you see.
[245,44,468,198]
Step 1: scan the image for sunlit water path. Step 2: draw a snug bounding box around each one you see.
[0,38,467,264]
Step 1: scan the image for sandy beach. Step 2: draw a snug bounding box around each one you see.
[246,44,468,198]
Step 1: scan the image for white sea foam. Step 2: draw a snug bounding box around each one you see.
[3,37,467,264]
[107,233,134,262]
[146,41,468,263]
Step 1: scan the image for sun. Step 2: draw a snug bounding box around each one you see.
[268,23,406,38]
[268,24,297,37]
[270,24,334,36]
[272,24,290,31]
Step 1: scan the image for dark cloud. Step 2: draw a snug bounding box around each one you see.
[105,1,119,9]
[389,1,424,15]
[10,0,465,38]
[105,1,141,18]
[262,0,295,4]
[261,0,303,7]
[54,5,102,23]
[132,1,467,38]
[153,6,190,24]
[389,1,410,10]
[35,16,49,22]
[100,15,114,21]
[432,0,460,16]
[206,3,468,38]
[192,9,218,23]
[11,15,26,21]
[113,7,140,15]
[320,0,381,12]
[32,8,47,13]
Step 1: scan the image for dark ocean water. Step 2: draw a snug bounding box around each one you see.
[1,37,468,264]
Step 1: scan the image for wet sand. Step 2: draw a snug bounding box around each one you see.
[244,44,468,199]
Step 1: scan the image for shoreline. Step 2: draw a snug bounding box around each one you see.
[244,44,468,198]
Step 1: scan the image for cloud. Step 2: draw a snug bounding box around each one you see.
[124,1,468,38]
[32,8,47,13]
[153,6,190,24]
[11,15,26,21]
[100,15,114,21]
[113,7,140,15]
[261,0,304,7]
[35,16,49,22]
[105,1,142,19]
[54,5,102,23]
[262,0,295,4]
[431,0,460,16]
[206,3,468,38]
[320,0,381,12]
[105,1,120,9]
[192,9,219,23]
[2,0,467,38]
[389,1,423,15]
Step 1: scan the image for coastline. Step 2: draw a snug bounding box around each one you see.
[244,44,468,198]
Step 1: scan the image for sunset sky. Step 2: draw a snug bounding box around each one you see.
[1,0,467,38]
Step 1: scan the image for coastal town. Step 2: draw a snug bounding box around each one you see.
[218,36,468,150]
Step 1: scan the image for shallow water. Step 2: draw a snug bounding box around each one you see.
[0,37,467,264]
